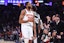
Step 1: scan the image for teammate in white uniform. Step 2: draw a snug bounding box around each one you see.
[32,6,44,43]
[19,2,36,43]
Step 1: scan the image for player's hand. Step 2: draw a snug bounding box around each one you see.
[57,35,61,39]
[32,34,36,40]
[32,36,36,40]
[28,17,34,22]
[19,32,22,37]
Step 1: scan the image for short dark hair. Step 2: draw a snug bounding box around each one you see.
[32,6,37,11]
[55,14,60,18]
[25,2,29,6]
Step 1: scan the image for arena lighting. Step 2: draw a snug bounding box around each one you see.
[44,2,52,6]
[34,0,52,6]
[4,0,8,6]
[35,0,44,3]
[0,0,4,5]
[48,2,52,6]
[22,0,32,3]
[0,0,32,5]
[38,0,44,3]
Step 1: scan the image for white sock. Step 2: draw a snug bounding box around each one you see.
[24,39,29,43]
[33,38,37,43]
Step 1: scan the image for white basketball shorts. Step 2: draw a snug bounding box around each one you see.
[21,23,33,40]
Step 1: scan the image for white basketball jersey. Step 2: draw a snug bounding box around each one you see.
[22,9,34,27]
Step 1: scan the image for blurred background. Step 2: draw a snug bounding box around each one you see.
[0,0,64,43]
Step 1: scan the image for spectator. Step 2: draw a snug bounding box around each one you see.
[41,29,50,43]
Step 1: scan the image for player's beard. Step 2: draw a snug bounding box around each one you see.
[28,6,31,10]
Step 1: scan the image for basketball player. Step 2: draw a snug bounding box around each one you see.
[19,2,36,43]
[32,5,44,43]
